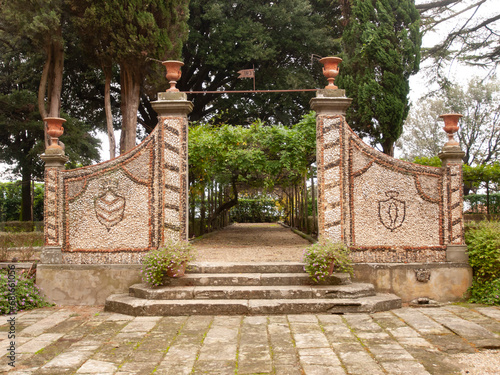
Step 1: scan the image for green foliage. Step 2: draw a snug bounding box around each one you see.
[179,0,341,126]
[465,221,500,305]
[444,79,500,166]
[0,183,44,223]
[411,156,442,167]
[463,163,500,189]
[141,241,196,286]
[230,197,281,223]
[0,270,52,314]
[0,232,43,248]
[189,114,317,190]
[464,194,500,214]
[338,0,421,155]
[302,240,353,283]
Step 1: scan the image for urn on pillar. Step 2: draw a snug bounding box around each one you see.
[319,57,342,90]
[45,117,66,150]
[440,113,462,147]
[162,60,184,92]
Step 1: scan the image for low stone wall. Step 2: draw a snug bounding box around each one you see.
[353,262,472,303]
[36,262,472,306]
[36,264,142,305]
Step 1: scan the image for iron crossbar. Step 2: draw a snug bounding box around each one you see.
[181,89,318,94]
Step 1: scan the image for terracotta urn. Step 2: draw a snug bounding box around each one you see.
[440,113,462,147]
[45,117,66,150]
[319,56,342,89]
[162,60,184,92]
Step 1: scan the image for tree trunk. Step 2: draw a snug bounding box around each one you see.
[48,35,64,118]
[21,169,32,222]
[104,65,116,159]
[311,168,316,235]
[119,62,142,153]
[304,173,309,234]
[38,32,64,149]
[382,139,394,157]
[200,185,205,236]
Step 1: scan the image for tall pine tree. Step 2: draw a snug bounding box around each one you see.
[337,0,421,156]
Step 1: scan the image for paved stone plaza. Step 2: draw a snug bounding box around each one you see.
[1,304,499,374]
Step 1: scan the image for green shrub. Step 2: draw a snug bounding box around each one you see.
[0,221,44,232]
[302,240,353,283]
[141,241,196,286]
[0,232,44,249]
[0,268,52,314]
[465,221,500,305]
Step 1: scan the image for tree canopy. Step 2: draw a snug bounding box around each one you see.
[416,0,500,74]
[175,0,341,127]
[337,0,422,156]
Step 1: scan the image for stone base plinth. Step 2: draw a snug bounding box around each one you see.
[446,245,468,262]
[40,246,62,264]
[37,264,142,305]
[353,262,472,303]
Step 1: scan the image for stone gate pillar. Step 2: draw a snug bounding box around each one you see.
[310,90,352,242]
[438,114,468,262]
[151,92,193,242]
[40,117,69,264]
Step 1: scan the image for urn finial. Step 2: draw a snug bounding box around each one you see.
[44,117,66,150]
[162,60,184,92]
[319,57,342,90]
[440,113,462,147]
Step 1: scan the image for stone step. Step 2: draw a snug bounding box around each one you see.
[189,262,305,274]
[162,272,351,287]
[130,283,376,300]
[105,293,402,316]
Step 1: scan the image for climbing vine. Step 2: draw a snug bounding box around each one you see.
[188,112,318,237]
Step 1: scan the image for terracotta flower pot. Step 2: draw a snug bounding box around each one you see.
[162,60,184,92]
[45,117,66,150]
[319,56,342,89]
[166,261,187,278]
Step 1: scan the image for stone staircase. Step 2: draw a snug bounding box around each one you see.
[104,262,401,316]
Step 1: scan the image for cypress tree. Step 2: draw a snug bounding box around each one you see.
[337,0,421,156]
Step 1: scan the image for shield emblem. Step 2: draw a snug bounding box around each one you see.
[378,191,405,232]
[95,182,126,231]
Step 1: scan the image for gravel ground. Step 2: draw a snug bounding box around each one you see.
[193,223,310,262]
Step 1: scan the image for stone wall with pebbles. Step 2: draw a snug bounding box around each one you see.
[316,110,463,263]
[44,110,189,264]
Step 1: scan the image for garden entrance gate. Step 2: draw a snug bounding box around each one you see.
[37,60,471,305]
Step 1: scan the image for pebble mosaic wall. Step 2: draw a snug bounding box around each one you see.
[315,110,463,263]
[44,107,189,264]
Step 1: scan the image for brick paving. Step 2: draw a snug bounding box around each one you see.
[1,304,499,374]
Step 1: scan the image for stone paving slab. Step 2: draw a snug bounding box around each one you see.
[0,305,499,374]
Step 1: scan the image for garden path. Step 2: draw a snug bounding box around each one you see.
[193,223,310,262]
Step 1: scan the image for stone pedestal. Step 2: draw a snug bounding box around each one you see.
[439,145,468,259]
[40,150,68,264]
[310,90,352,242]
[446,244,468,262]
[151,92,193,242]
[40,246,62,264]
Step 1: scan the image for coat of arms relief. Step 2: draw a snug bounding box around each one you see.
[94,180,126,231]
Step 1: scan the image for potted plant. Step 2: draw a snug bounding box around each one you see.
[141,240,196,287]
[302,240,353,283]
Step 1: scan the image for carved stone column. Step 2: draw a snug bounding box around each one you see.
[438,114,468,262]
[40,118,69,264]
[151,92,193,242]
[310,89,352,242]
